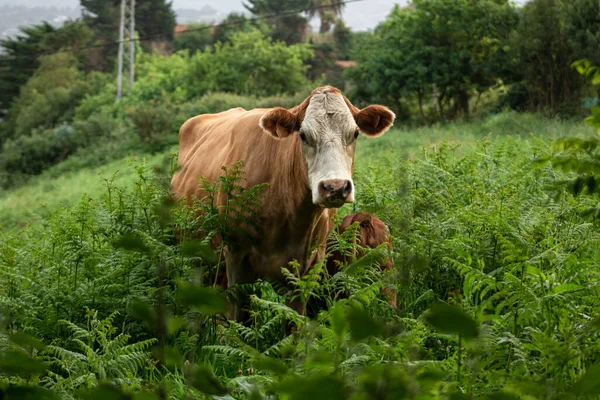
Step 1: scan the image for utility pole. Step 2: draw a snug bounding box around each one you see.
[116,0,135,102]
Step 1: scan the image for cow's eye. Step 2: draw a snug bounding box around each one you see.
[299,132,307,142]
[354,129,360,139]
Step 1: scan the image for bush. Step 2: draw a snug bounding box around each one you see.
[185,29,313,98]
[0,124,88,187]
[3,53,89,142]
[179,91,310,118]
[126,98,184,151]
[492,83,530,113]
[1,132,600,398]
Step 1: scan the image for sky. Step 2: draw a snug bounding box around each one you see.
[0,0,529,32]
[0,0,407,32]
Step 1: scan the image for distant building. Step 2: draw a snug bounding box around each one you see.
[174,24,188,38]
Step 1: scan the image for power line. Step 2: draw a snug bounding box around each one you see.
[0,0,365,62]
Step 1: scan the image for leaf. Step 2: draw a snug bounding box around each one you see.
[344,247,387,275]
[572,59,591,75]
[177,284,228,315]
[185,364,230,396]
[153,346,184,368]
[254,355,288,376]
[424,302,479,339]
[573,363,600,394]
[551,283,583,295]
[278,374,346,400]
[113,233,150,254]
[347,306,383,341]
[134,392,161,400]
[167,316,186,336]
[181,240,216,262]
[127,300,157,329]
[154,196,176,228]
[2,386,60,400]
[9,332,46,351]
[486,391,521,400]
[81,384,132,400]
[329,302,348,339]
[0,350,47,376]
[525,265,546,280]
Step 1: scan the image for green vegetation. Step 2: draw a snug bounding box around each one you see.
[1,111,600,398]
[2,0,600,398]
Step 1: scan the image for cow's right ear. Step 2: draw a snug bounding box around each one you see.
[259,107,299,139]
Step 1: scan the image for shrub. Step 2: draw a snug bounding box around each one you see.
[178,90,311,119]
[0,124,89,187]
[185,29,313,98]
[126,98,184,151]
[3,53,89,141]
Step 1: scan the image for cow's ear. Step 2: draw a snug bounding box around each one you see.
[259,107,299,139]
[355,105,395,137]
[339,213,357,233]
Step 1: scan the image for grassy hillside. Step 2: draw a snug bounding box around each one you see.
[0,112,591,229]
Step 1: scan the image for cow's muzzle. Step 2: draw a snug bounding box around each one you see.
[318,179,353,207]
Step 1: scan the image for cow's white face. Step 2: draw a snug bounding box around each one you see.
[259,86,395,209]
[299,92,357,207]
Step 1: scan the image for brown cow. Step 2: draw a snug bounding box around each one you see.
[171,86,395,321]
[326,212,397,309]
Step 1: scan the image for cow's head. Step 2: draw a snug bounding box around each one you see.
[259,87,395,208]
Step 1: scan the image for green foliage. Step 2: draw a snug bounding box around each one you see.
[42,311,157,398]
[80,0,176,70]
[0,124,90,187]
[332,19,353,60]
[537,61,600,214]
[244,0,311,44]
[0,21,92,121]
[185,30,313,98]
[510,0,600,114]
[135,0,177,42]
[0,22,56,118]
[212,12,272,45]
[346,0,518,123]
[172,23,213,54]
[307,0,346,34]
[125,98,183,152]
[2,116,600,398]
[3,52,87,140]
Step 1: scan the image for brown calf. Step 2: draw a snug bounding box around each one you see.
[326,212,397,309]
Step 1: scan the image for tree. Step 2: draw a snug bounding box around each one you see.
[135,0,177,42]
[212,12,272,45]
[346,0,518,123]
[0,23,56,118]
[80,0,176,69]
[4,53,86,141]
[307,0,345,33]
[243,0,312,44]
[173,23,213,54]
[332,19,352,60]
[185,30,313,98]
[0,20,92,125]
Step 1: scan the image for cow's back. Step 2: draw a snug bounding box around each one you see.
[172,107,274,202]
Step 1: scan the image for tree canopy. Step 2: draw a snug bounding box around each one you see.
[346,0,518,123]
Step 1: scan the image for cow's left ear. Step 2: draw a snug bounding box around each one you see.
[259,107,299,139]
[355,105,395,137]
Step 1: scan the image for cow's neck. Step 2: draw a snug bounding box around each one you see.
[265,137,330,254]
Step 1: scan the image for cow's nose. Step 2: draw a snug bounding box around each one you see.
[318,179,353,203]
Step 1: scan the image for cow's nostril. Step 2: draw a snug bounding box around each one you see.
[342,180,352,198]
